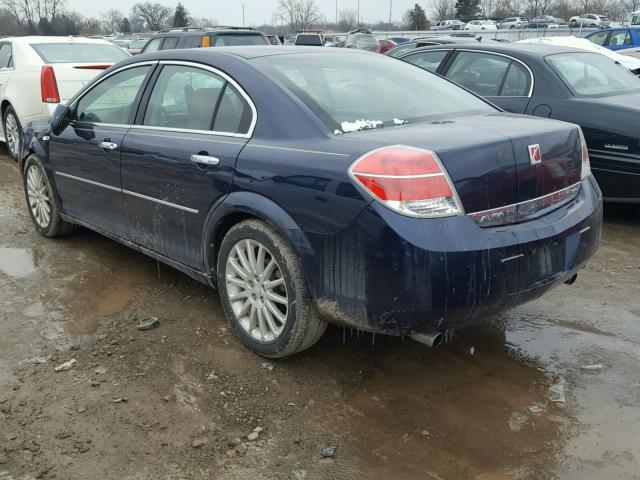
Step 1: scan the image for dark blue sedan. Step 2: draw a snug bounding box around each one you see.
[20,47,602,357]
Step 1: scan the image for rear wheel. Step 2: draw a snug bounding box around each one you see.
[217,219,326,358]
[22,155,76,237]
[3,106,21,161]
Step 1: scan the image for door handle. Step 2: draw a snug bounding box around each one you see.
[99,141,118,151]
[191,154,220,166]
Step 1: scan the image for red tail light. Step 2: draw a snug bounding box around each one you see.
[579,128,591,180]
[349,145,464,218]
[40,65,60,103]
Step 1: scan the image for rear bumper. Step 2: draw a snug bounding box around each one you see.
[590,151,640,202]
[306,176,603,335]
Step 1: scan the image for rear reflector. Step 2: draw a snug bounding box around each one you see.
[73,65,112,70]
[349,145,463,218]
[579,128,591,180]
[40,65,60,104]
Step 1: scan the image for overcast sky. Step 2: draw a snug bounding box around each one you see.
[65,0,422,26]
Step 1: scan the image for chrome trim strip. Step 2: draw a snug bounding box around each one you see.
[129,124,238,138]
[55,171,199,214]
[501,253,524,263]
[122,189,199,214]
[55,171,120,192]
[124,129,242,145]
[579,226,591,234]
[249,144,351,157]
[591,167,640,177]
[468,182,581,228]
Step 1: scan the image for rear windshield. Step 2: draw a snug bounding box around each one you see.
[213,34,268,47]
[296,35,323,46]
[353,34,378,46]
[30,43,128,63]
[254,53,494,133]
[546,52,640,96]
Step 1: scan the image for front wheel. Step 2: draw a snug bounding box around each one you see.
[3,106,21,161]
[22,155,77,237]
[217,219,327,358]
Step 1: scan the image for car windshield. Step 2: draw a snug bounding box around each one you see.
[213,34,267,46]
[30,43,129,63]
[546,52,640,96]
[254,53,495,133]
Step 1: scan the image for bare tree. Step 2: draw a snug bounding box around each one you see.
[298,0,319,30]
[131,1,171,31]
[338,8,357,31]
[101,9,124,34]
[432,0,454,21]
[480,0,495,18]
[190,17,218,28]
[277,0,319,33]
[523,0,553,16]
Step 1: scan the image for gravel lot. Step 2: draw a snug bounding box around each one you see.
[0,147,638,480]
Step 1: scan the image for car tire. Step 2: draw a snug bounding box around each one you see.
[510,25,515,29]
[22,155,77,238]
[3,105,22,161]
[217,219,327,358]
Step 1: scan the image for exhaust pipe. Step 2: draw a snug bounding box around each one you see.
[409,332,444,348]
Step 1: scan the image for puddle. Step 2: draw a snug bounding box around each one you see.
[0,247,41,278]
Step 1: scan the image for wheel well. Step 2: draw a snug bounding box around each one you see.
[210,212,258,272]
[1,100,10,118]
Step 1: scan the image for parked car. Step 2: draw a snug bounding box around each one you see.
[498,17,528,29]
[385,35,479,58]
[294,32,325,46]
[432,20,466,30]
[389,36,410,44]
[464,20,498,31]
[518,36,640,74]
[141,27,269,54]
[529,15,564,28]
[266,35,282,46]
[344,32,379,52]
[19,47,601,357]
[398,43,640,202]
[378,39,397,54]
[0,36,129,161]
[570,14,610,28]
[585,27,640,58]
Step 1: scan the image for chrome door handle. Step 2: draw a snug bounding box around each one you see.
[99,141,118,151]
[191,154,220,166]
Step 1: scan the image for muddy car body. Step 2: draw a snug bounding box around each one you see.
[20,47,602,357]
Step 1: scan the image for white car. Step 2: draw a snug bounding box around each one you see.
[569,14,610,28]
[0,36,130,160]
[518,36,640,73]
[464,20,498,31]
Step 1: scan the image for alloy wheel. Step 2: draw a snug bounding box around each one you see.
[5,112,20,157]
[225,239,289,342]
[26,165,52,228]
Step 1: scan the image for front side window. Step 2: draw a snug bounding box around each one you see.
[30,43,128,63]
[144,38,162,53]
[75,66,151,124]
[403,50,449,73]
[446,51,513,96]
[144,65,225,130]
[547,52,640,96]
[255,53,494,133]
[0,44,12,69]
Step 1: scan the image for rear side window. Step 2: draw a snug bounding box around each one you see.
[214,34,268,46]
[30,43,128,63]
[607,30,631,46]
[403,50,448,73]
[0,44,12,69]
[445,51,530,97]
[143,65,225,130]
[182,36,203,49]
[144,38,162,52]
[161,37,179,50]
[75,66,151,124]
[213,85,252,134]
[587,31,608,46]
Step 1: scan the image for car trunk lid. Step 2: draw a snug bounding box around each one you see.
[51,63,114,103]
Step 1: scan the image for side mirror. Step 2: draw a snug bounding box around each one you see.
[50,104,74,136]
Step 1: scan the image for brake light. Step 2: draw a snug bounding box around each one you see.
[40,65,60,103]
[201,36,211,47]
[349,145,464,218]
[579,128,591,179]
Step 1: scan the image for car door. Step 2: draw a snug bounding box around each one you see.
[120,62,255,269]
[442,50,532,113]
[49,64,154,238]
[401,49,452,74]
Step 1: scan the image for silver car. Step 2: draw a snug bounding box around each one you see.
[498,17,528,29]
[570,14,610,28]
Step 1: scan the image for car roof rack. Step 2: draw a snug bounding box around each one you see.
[161,26,256,33]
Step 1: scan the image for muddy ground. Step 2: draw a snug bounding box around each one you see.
[0,147,638,480]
